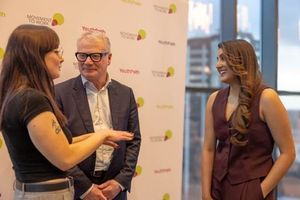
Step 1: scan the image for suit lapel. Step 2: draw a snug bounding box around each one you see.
[107,80,123,168]
[108,80,120,130]
[72,76,94,132]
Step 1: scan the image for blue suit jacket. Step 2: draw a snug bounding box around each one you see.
[55,75,141,199]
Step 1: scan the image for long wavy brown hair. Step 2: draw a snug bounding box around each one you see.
[218,39,262,146]
[0,24,66,129]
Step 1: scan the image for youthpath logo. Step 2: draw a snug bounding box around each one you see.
[121,0,142,6]
[119,68,140,75]
[82,26,106,33]
[158,40,176,46]
[154,168,171,174]
[156,104,174,109]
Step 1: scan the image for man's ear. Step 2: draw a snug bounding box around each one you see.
[108,53,112,65]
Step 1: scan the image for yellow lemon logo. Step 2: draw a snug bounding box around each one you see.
[137,29,146,40]
[169,4,177,14]
[0,48,4,59]
[163,193,170,200]
[166,66,175,77]
[164,130,172,141]
[52,13,64,26]
[134,165,142,177]
[136,97,144,108]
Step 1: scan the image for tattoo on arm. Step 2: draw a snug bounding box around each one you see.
[52,119,62,134]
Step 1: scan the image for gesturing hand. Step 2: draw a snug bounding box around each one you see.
[98,130,133,148]
[106,130,133,141]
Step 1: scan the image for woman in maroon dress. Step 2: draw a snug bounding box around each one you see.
[201,39,295,200]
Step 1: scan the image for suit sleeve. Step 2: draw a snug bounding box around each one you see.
[114,88,141,192]
[67,166,93,198]
[55,86,94,198]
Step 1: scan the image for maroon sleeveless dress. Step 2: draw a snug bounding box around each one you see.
[211,86,275,200]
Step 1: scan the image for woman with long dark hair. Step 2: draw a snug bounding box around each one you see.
[0,24,133,200]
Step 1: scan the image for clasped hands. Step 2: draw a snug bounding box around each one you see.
[83,179,122,200]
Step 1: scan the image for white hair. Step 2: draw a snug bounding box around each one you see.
[77,31,111,52]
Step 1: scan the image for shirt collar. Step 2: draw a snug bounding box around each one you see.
[81,74,112,92]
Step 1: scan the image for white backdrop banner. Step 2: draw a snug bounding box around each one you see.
[0,1,188,199]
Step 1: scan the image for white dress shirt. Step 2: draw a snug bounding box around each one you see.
[80,76,124,199]
[81,75,114,172]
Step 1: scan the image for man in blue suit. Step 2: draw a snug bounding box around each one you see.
[55,31,141,200]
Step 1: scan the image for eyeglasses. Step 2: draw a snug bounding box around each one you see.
[53,47,64,58]
[75,52,109,62]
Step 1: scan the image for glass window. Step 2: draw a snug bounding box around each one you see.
[278,0,300,92]
[187,0,221,88]
[185,1,300,199]
[278,1,300,197]
[237,0,261,65]
[183,1,220,199]
[278,96,300,199]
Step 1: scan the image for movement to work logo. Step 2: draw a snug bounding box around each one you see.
[120,29,147,41]
[51,13,64,26]
[164,130,172,141]
[134,165,142,177]
[152,66,175,78]
[169,4,177,14]
[0,48,4,60]
[154,3,177,14]
[121,0,142,6]
[137,29,146,40]
[150,130,173,142]
[166,66,175,77]
[0,11,6,17]
[136,97,144,108]
[27,12,64,26]
[163,193,171,200]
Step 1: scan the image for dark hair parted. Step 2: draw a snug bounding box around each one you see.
[218,39,262,146]
[0,24,66,128]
